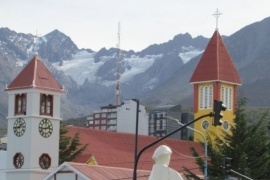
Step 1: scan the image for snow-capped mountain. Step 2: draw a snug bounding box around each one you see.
[50,35,206,108]
[52,33,205,90]
[0,27,207,125]
[1,16,270,126]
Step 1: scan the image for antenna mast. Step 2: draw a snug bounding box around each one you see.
[115,22,121,105]
[34,29,41,55]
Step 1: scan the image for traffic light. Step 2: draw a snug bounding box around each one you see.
[213,100,226,126]
[224,157,233,176]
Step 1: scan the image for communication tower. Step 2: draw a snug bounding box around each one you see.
[115,22,121,105]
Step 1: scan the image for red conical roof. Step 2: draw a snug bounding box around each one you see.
[190,30,241,84]
[6,55,64,92]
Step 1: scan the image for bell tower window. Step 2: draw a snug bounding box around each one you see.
[40,94,53,116]
[15,93,27,115]
[199,85,213,109]
[221,86,233,110]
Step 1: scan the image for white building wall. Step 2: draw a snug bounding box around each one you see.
[0,151,7,180]
[117,100,148,135]
[6,170,49,180]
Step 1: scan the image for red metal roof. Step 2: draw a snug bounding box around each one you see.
[6,55,64,92]
[190,30,241,84]
[68,162,150,179]
[68,126,204,177]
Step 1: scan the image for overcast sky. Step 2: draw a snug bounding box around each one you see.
[1,0,270,51]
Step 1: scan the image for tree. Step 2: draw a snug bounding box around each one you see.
[184,98,270,179]
[59,123,88,164]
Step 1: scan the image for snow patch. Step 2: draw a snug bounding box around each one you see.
[179,46,204,63]
[120,55,158,83]
[53,51,100,85]
[41,36,47,43]
[53,51,157,86]
[144,78,158,89]
[16,60,27,67]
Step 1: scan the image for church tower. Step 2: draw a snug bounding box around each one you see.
[190,30,241,142]
[5,55,64,179]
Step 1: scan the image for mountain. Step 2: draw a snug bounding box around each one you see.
[0,28,94,127]
[0,16,270,127]
[52,33,206,107]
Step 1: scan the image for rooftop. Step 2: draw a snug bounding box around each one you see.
[6,55,64,92]
[68,126,204,176]
[190,30,241,85]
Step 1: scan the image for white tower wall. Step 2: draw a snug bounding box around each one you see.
[6,88,63,180]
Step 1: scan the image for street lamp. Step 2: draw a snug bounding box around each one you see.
[168,116,208,180]
[132,99,139,179]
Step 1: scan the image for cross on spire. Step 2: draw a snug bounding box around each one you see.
[213,8,222,30]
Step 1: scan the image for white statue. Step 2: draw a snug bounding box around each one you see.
[149,145,184,180]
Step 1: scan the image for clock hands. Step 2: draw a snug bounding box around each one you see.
[39,119,53,138]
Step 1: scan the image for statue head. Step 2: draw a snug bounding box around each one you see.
[152,145,172,166]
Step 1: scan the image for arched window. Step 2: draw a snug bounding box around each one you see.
[40,94,46,114]
[15,93,27,115]
[221,86,233,110]
[199,87,203,109]
[46,95,53,115]
[209,86,213,108]
[40,94,53,116]
[199,85,213,109]
[204,86,208,108]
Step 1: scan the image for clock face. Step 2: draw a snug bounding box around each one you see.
[13,118,26,137]
[39,118,53,138]
[223,121,229,130]
[202,120,210,130]
[39,153,51,169]
[13,153,24,168]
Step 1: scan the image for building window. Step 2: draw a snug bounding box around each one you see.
[101,120,107,124]
[108,125,116,131]
[209,86,213,108]
[39,153,51,169]
[162,119,167,130]
[221,86,233,110]
[228,88,232,109]
[89,120,93,124]
[108,113,116,118]
[13,152,24,169]
[108,119,116,125]
[101,113,106,118]
[15,93,27,115]
[95,113,100,118]
[199,85,213,109]
[40,94,53,116]
[204,86,208,108]
[199,87,203,108]
[149,127,154,134]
